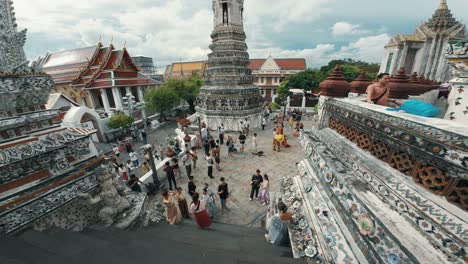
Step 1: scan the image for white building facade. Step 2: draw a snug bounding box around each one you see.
[379,0,465,82]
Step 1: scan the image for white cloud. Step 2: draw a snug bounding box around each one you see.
[337,34,390,62]
[245,0,335,32]
[14,0,394,71]
[332,22,369,36]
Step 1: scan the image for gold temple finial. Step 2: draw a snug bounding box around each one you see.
[439,0,448,10]
[110,36,114,44]
[98,34,102,43]
[124,40,127,49]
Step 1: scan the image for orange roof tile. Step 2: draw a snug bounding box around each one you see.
[249,58,306,70]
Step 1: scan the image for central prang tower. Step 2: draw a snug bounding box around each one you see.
[196,0,263,131]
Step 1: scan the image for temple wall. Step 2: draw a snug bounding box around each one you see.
[282,97,467,262]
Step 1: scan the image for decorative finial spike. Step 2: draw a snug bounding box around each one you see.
[439,0,448,10]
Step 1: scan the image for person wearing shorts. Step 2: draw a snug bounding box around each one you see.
[238,132,246,153]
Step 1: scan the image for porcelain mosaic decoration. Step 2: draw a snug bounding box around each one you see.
[283,96,467,263]
[0,0,104,234]
[195,0,263,131]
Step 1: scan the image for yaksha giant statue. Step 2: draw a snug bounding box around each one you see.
[195,0,263,131]
[80,164,130,227]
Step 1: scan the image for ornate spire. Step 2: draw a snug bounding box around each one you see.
[426,0,457,30]
[0,0,29,72]
[438,0,448,10]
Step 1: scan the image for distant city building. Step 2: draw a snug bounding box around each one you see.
[164,56,306,102]
[36,43,160,120]
[132,56,164,82]
[379,0,465,81]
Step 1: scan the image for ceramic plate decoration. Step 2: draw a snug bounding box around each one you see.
[357,214,375,236]
[325,171,334,183]
[324,234,336,247]
[290,185,298,192]
[305,246,318,257]
[299,220,308,229]
[293,201,301,208]
[387,253,401,264]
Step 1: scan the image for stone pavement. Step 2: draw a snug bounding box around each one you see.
[167,121,310,226]
[97,117,310,227]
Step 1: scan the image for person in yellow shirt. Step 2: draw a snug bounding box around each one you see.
[141,162,150,174]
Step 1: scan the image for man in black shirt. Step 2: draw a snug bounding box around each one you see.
[238,132,246,153]
[250,169,263,200]
[188,176,196,198]
[127,174,143,192]
[218,177,229,213]
[163,161,177,190]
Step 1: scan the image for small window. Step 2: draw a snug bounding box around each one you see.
[222,3,229,24]
[385,52,394,73]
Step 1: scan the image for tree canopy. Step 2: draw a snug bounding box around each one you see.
[281,58,379,93]
[107,113,134,130]
[145,84,179,121]
[164,75,203,113]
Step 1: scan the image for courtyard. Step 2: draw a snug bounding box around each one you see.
[107,118,311,227]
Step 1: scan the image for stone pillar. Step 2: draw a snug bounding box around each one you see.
[112,87,123,110]
[137,86,145,102]
[87,90,96,109]
[301,94,306,108]
[100,89,111,113]
[391,48,402,75]
[444,40,468,123]
[424,37,438,78]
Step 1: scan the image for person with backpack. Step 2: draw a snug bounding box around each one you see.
[218,177,229,214]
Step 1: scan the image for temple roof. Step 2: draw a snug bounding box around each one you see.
[425,0,458,30]
[70,44,157,90]
[39,46,98,69]
[249,58,306,70]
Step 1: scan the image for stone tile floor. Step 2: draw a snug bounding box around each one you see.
[160,122,310,226]
[98,118,311,226]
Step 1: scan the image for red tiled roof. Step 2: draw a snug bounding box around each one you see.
[249,58,306,70]
[275,59,306,70]
[249,59,266,70]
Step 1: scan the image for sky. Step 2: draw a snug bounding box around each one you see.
[14,0,468,71]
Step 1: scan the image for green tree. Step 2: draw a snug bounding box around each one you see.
[165,75,203,113]
[107,113,134,134]
[145,85,179,122]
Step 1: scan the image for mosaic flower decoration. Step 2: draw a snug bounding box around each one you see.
[357,214,374,236]
[305,246,318,257]
[387,253,401,264]
[324,234,337,248]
